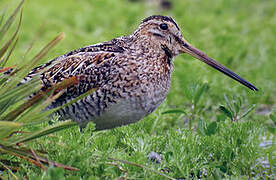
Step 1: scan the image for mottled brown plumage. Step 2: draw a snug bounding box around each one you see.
[24,15,257,130]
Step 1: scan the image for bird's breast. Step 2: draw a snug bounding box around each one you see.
[93,87,168,130]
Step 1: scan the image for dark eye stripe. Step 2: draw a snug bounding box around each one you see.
[153,33,163,37]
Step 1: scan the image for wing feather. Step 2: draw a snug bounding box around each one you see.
[42,50,120,108]
[22,40,124,84]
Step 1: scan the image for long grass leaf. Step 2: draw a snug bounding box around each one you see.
[0,121,22,127]
[0,78,41,105]
[1,70,75,123]
[1,36,19,67]
[2,89,50,122]
[239,104,256,120]
[22,85,96,125]
[0,161,18,180]
[1,89,48,122]
[0,66,16,86]
[31,32,65,63]
[23,22,46,59]
[0,32,65,94]
[0,9,7,27]
[22,86,96,126]
[219,105,233,120]
[0,146,48,169]
[6,86,96,144]
[0,79,41,119]
[0,65,15,73]
[223,94,233,113]
[0,145,79,171]
[0,121,23,140]
[10,76,79,124]
[17,91,63,124]
[5,121,77,146]
[0,99,15,115]
[162,109,186,115]
[58,87,96,110]
[0,0,24,41]
[106,156,176,180]
[194,83,208,106]
[0,10,22,63]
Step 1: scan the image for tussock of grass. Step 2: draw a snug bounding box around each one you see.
[0,0,85,178]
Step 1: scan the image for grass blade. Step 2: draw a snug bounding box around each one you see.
[0,78,40,106]
[194,83,208,106]
[0,0,24,41]
[5,121,77,146]
[19,86,97,125]
[0,121,22,128]
[1,37,19,67]
[54,86,97,111]
[219,105,233,120]
[0,145,79,171]
[31,32,65,63]
[0,161,18,180]
[106,156,176,180]
[0,9,7,27]
[2,76,78,122]
[23,22,46,58]
[0,10,22,62]
[224,94,233,113]
[239,104,256,120]
[162,109,186,115]
[0,32,65,95]
[197,118,205,135]
[0,121,23,140]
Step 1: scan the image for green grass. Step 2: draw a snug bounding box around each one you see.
[1,0,275,179]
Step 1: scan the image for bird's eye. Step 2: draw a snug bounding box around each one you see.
[159,23,168,30]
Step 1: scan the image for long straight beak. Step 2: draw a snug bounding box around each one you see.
[180,41,258,91]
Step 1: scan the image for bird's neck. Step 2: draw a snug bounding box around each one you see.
[125,34,174,79]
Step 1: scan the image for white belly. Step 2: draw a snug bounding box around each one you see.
[93,95,165,130]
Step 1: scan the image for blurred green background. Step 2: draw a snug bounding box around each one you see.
[1,0,275,105]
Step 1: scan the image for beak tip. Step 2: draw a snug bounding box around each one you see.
[252,86,259,91]
[247,84,258,91]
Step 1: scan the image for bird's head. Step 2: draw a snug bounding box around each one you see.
[135,15,258,91]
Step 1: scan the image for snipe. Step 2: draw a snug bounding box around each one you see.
[24,15,258,130]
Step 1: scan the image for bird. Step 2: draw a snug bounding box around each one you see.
[23,15,258,130]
